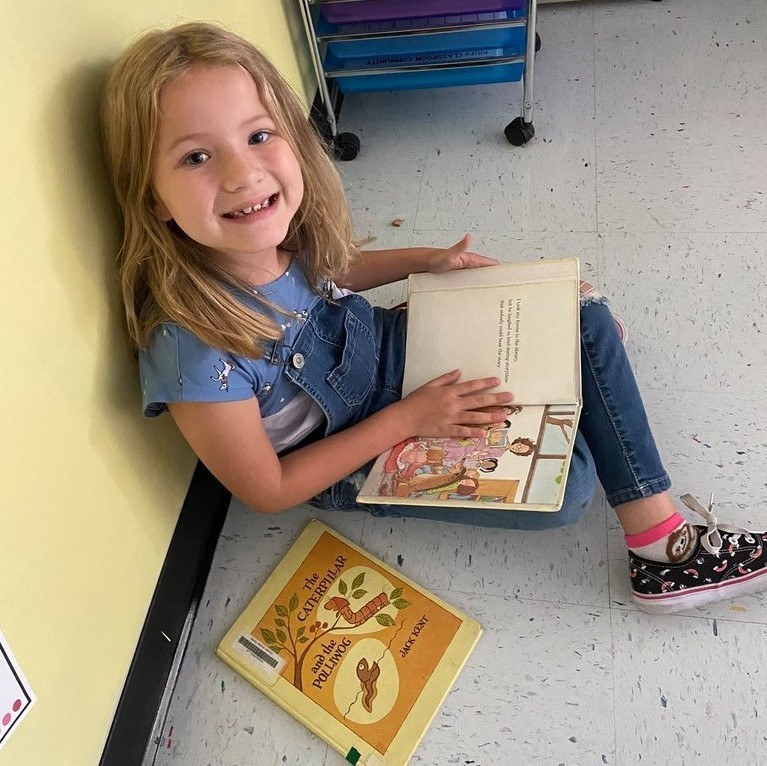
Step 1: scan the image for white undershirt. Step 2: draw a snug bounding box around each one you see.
[264,282,353,453]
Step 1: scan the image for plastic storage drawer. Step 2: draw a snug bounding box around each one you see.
[321,0,526,24]
[322,13,527,60]
[325,51,525,93]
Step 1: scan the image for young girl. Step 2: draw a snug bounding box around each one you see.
[102,21,767,615]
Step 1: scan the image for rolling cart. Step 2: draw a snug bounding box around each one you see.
[298,0,540,160]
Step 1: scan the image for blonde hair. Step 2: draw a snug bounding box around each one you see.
[102,21,358,356]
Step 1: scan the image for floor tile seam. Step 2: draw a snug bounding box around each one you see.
[530,105,598,116]
[607,601,767,627]
[589,0,601,243]
[592,104,767,120]
[598,236,767,242]
[411,96,437,233]
[408,226,607,235]
[622,385,767,397]
[442,587,612,613]
[411,228,600,235]
[596,229,767,236]
[607,607,619,766]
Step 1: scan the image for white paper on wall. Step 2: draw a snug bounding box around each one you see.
[0,629,36,750]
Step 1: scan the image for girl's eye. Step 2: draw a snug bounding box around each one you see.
[183,151,210,167]
[249,131,270,145]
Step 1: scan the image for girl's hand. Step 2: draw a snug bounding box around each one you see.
[425,234,499,274]
[397,369,514,438]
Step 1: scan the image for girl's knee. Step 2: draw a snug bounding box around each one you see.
[547,488,595,528]
[554,445,598,527]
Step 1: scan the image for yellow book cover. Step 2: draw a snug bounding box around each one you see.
[358,257,582,512]
[216,520,483,766]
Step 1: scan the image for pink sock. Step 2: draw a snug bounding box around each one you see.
[625,512,698,563]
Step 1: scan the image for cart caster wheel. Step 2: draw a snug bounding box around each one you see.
[504,117,535,146]
[332,132,360,161]
[535,32,541,52]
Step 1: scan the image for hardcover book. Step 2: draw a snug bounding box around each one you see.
[216,520,483,766]
[357,257,581,512]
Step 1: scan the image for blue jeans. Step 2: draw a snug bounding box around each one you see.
[294,295,670,530]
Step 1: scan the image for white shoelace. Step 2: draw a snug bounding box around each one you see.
[680,493,756,555]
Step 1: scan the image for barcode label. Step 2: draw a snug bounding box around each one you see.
[233,634,286,681]
[238,635,279,666]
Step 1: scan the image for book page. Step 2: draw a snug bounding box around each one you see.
[402,270,579,404]
[408,257,577,293]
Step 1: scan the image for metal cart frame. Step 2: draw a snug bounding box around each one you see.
[298,0,539,159]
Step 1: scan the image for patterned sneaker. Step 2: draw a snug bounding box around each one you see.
[629,494,767,614]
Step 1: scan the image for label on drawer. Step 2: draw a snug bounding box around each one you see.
[362,48,503,68]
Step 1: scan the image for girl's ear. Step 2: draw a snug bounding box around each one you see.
[154,198,173,222]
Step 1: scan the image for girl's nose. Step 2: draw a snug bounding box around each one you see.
[220,149,263,192]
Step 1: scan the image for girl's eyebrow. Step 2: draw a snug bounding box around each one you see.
[166,113,274,151]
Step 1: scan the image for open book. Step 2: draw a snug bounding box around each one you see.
[216,520,482,766]
[357,258,581,512]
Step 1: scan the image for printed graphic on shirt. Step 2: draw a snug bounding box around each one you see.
[211,358,236,391]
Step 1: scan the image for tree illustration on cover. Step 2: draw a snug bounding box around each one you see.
[259,568,410,707]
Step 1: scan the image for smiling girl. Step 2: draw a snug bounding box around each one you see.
[102,22,767,614]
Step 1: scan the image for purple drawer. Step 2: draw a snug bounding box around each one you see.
[321,0,526,25]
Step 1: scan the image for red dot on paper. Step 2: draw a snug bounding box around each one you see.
[2,713,11,726]
[12,699,22,712]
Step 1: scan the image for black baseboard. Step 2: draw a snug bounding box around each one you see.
[99,462,230,766]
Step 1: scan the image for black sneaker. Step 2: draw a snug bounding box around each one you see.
[629,494,767,614]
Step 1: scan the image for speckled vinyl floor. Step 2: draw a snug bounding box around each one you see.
[150,1,767,764]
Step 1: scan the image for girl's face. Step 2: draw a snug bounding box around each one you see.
[151,64,304,282]
[509,441,531,455]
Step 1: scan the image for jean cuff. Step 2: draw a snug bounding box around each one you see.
[606,474,672,507]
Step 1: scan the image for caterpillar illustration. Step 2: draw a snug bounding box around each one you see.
[324,592,390,626]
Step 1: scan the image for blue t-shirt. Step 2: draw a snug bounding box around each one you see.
[139,262,327,451]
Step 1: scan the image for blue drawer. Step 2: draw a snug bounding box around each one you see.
[330,59,525,93]
[324,13,527,60]
[321,0,526,24]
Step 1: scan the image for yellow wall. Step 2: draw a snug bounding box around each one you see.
[0,3,313,764]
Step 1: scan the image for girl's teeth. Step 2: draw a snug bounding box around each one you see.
[231,196,273,217]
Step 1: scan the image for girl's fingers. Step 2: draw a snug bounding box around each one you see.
[463,407,513,424]
[422,368,462,387]
[464,394,516,412]
[447,233,472,253]
[464,253,499,268]
[445,409,509,427]
[453,381,515,407]
[451,375,501,393]
[446,425,490,439]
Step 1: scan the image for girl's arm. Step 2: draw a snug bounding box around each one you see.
[338,234,497,292]
[168,369,513,514]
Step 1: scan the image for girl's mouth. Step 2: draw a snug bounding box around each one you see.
[223,193,279,219]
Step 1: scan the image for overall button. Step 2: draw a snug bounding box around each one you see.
[291,353,305,370]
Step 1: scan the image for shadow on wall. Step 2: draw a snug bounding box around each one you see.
[280,0,318,102]
[39,58,193,511]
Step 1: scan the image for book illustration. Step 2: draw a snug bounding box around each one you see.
[361,403,578,509]
[230,529,465,754]
[356,657,380,713]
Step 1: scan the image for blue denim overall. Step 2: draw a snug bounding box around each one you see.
[278,293,671,530]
